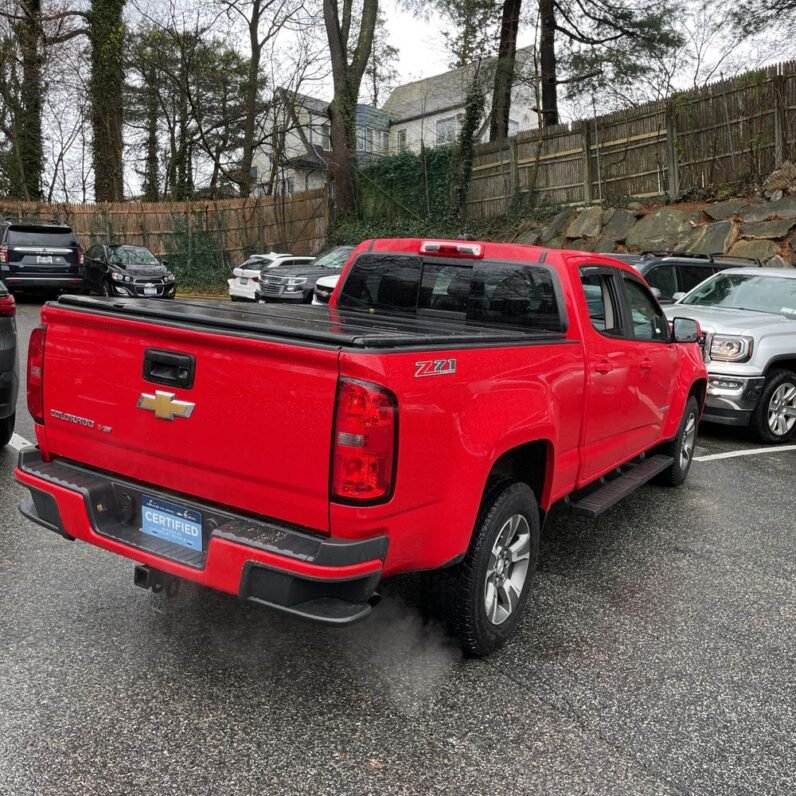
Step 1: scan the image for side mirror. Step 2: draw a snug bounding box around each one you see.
[672,291,686,302]
[671,317,701,343]
[650,287,662,300]
[160,258,169,267]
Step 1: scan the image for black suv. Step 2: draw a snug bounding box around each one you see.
[610,252,761,303]
[0,217,84,294]
[0,279,18,447]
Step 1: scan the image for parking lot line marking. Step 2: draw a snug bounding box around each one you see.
[694,444,796,462]
[9,433,32,452]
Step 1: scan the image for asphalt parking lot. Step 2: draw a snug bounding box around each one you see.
[1,298,794,795]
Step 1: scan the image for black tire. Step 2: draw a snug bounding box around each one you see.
[0,412,15,448]
[750,369,796,444]
[422,480,540,658]
[230,295,240,302]
[654,395,700,486]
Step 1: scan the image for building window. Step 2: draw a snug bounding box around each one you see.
[365,127,373,152]
[398,129,407,151]
[382,131,389,154]
[508,119,519,136]
[320,123,330,149]
[436,116,458,145]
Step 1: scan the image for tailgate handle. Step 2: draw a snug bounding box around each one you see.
[143,349,195,389]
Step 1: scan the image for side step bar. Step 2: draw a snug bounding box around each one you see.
[570,455,674,517]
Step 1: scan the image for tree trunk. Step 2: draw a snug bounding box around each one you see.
[89,0,126,201]
[327,95,356,213]
[489,0,522,142]
[142,63,159,201]
[323,0,378,215]
[539,0,558,127]
[17,0,43,200]
[238,6,262,198]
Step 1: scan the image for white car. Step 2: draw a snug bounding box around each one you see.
[312,273,341,305]
[228,253,314,301]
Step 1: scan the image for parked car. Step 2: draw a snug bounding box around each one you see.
[312,273,340,305]
[664,267,796,443]
[16,239,706,657]
[256,245,355,304]
[611,252,760,303]
[83,244,175,299]
[228,253,314,301]
[0,279,18,447]
[0,217,83,295]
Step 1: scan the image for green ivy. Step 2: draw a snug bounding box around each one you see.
[165,214,228,290]
[356,147,455,223]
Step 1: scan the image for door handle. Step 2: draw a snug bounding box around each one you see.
[640,358,653,370]
[595,361,612,374]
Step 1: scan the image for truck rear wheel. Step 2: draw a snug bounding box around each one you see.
[422,481,539,658]
[751,369,796,444]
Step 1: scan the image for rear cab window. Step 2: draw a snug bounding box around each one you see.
[337,252,566,332]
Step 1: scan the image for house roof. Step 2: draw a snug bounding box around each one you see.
[278,89,329,117]
[383,46,534,123]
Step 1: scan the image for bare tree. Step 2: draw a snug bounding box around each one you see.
[323,0,378,213]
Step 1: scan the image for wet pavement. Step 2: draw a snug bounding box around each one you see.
[1,299,794,795]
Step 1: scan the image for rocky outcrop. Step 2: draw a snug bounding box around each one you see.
[763,161,796,199]
[624,208,700,252]
[566,207,603,239]
[680,220,738,255]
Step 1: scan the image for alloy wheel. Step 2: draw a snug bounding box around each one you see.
[483,514,531,626]
[767,382,796,437]
[680,411,697,470]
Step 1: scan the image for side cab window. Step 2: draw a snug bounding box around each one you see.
[579,270,623,336]
[621,275,670,342]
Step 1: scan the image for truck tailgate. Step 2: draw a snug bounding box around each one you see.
[38,303,340,532]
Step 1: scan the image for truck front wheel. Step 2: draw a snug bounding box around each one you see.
[751,369,796,444]
[422,481,539,658]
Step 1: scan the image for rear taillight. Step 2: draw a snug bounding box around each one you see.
[27,326,46,425]
[0,293,15,317]
[77,245,84,266]
[0,245,7,263]
[332,379,397,503]
[251,276,259,283]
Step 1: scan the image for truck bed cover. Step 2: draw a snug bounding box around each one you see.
[53,295,565,349]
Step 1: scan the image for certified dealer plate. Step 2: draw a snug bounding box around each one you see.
[141,495,202,551]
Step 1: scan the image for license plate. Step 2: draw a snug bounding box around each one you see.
[239,277,248,285]
[144,285,157,296]
[37,255,53,264]
[141,495,202,551]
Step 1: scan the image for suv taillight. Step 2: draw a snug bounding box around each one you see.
[332,379,397,503]
[77,245,84,266]
[0,245,7,263]
[0,293,14,317]
[27,326,47,425]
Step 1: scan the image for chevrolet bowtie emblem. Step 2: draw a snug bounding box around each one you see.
[137,390,195,421]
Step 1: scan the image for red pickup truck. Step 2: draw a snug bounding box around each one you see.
[16,238,707,656]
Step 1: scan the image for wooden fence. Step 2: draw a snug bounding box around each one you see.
[466,60,796,220]
[0,188,330,266]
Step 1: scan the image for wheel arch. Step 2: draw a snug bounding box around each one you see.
[484,439,553,523]
[764,356,796,377]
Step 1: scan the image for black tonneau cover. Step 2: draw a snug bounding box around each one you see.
[54,295,565,349]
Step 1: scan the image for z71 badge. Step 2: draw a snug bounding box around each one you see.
[415,359,457,378]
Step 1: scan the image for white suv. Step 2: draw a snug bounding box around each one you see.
[228,253,314,301]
